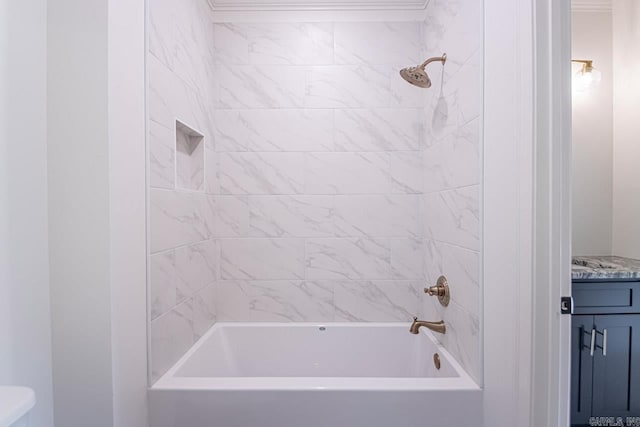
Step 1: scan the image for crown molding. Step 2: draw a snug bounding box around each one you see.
[208,0,429,12]
[571,0,612,12]
[208,0,431,22]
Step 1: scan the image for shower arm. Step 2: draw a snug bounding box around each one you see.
[419,53,447,70]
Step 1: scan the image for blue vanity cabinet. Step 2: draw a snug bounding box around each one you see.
[570,281,640,426]
[571,315,595,426]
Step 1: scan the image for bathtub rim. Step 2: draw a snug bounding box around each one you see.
[151,322,481,392]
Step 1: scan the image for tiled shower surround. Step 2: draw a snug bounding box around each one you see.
[148,0,482,384]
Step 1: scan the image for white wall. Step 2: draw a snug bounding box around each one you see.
[48,0,148,425]
[0,1,55,426]
[108,0,148,425]
[571,10,614,256]
[48,0,114,424]
[612,0,640,259]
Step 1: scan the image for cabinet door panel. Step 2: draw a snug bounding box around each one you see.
[592,315,640,417]
[571,315,594,425]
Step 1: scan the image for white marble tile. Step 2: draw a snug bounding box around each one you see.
[306,238,390,280]
[216,64,306,109]
[175,240,218,300]
[214,109,333,152]
[211,195,249,237]
[150,190,212,253]
[440,243,480,316]
[423,299,481,384]
[175,122,205,191]
[441,50,482,130]
[216,280,334,322]
[249,195,335,237]
[171,0,217,104]
[390,238,424,280]
[148,54,214,140]
[150,250,177,320]
[219,152,306,195]
[304,65,392,108]
[205,148,219,194]
[334,109,423,152]
[390,151,424,194]
[149,120,175,189]
[150,301,194,383]
[212,110,250,152]
[335,22,422,65]
[423,238,445,285]
[424,51,482,143]
[305,152,391,195]
[333,195,421,238]
[220,238,305,280]
[424,0,483,78]
[248,23,334,65]
[422,185,480,251]
[334,281,420,321]
[213,23,250,65]
[148,0,178,71]
[215,281,253,321]
[192,284,216,338]
[424,117,480,192]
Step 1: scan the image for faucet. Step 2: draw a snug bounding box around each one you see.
[409,317,446,335]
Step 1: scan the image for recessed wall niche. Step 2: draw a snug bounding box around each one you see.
[175,120,204,191]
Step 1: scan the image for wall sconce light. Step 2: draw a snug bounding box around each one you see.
[572,59,602,92]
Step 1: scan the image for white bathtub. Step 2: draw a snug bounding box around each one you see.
[149,323,481,427]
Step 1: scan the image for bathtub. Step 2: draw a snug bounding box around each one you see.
[149,323,482,427]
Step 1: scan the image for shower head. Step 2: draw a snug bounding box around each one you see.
[400,53,447,88]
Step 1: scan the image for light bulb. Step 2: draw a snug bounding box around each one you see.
[573,67,602,92]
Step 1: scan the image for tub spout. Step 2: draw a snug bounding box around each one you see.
[409,317,446,335]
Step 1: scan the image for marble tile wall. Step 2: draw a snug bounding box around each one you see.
[210,21,427,327]
[420,0,483,385]
[148,0,218,382]
[147,0,483,386]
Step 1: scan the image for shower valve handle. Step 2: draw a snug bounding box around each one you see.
[424,276,450,307]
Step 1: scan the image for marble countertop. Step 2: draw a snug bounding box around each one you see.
[572,256,640,280]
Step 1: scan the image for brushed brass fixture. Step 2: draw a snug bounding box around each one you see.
[400,53,447,89]
[433,353,441,370]
[409,317,446,335]
[571,59,602,90]
[424,275,450,307]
